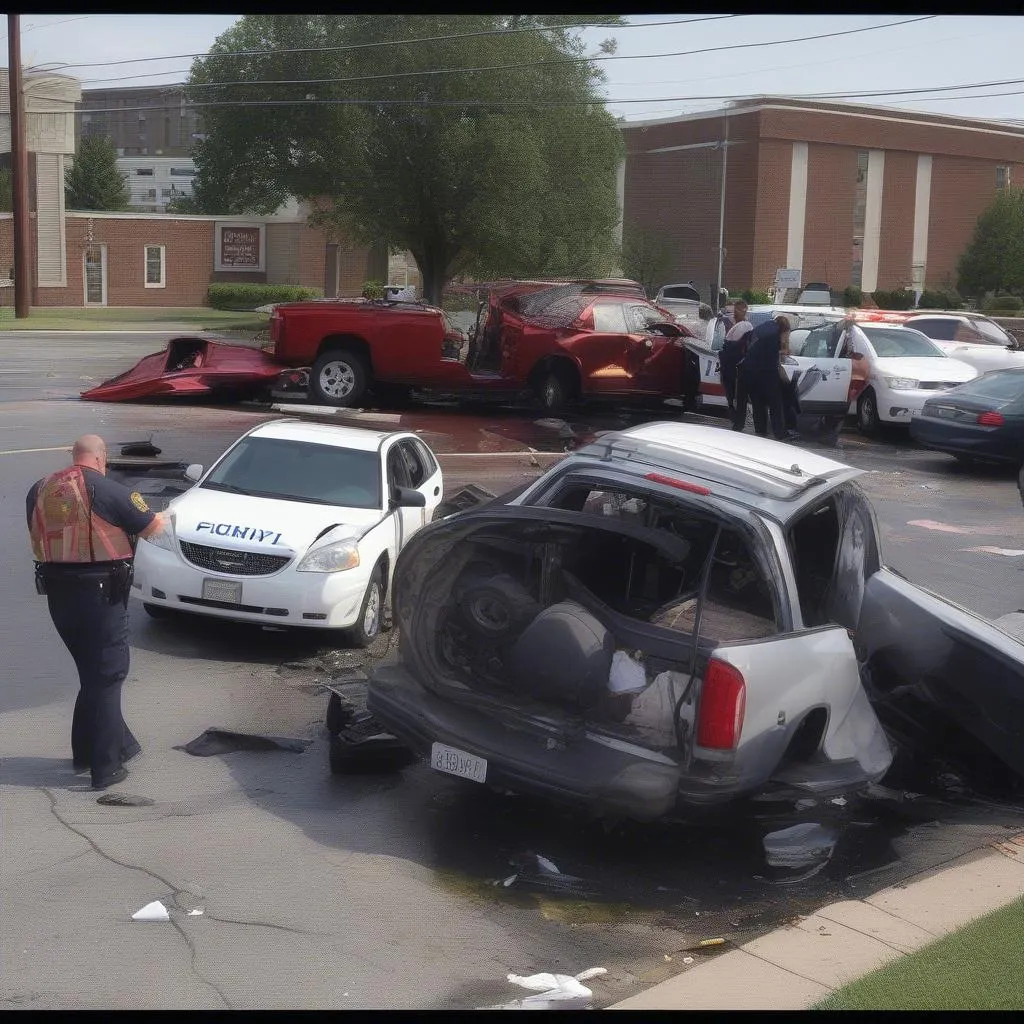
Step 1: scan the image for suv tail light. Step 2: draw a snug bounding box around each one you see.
[977,410,1005,427]
[696,659,746,750]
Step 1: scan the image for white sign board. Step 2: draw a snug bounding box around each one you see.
[774,268,802,289]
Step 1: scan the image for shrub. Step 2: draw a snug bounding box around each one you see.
[871,288,915,310]
[740,288,773,304]
[919,288,963,310]
[843,285,863,307]
[360,279,385,300]
[987,294,1023,313]
[207,283,322,310]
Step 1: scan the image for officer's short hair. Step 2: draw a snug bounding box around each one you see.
[774,315,791,332]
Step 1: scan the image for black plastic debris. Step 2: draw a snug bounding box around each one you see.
[97,792,156,807]
[326,689,414,774]
[432,484,496,522]
[174,729,312,757]
[119,439,162,457]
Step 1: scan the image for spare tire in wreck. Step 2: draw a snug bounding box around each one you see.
[507,600,614,711]
[454,564,541,639]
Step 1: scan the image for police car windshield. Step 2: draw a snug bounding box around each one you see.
[861,327,945,358]
[202,436,383,509]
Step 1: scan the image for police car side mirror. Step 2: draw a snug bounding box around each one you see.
[393,485,426,508]
[185,463,203,483]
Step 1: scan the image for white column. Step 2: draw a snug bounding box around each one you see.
[861,149,885,294]
[613,157,626,249]
[911,154,932,300]
[786,142,808,274]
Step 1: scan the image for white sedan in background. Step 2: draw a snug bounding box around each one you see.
[903,312,1024,375]
[134,419,444,646]
[840,322,978,431]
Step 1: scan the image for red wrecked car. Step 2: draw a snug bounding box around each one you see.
[81,336,300,403]
[270,280,701,412]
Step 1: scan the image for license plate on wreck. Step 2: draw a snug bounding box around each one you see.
[202,578,242,604]
[431,742,487,783]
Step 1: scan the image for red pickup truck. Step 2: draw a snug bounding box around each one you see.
[269,280,701,412]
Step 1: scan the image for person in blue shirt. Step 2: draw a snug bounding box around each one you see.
[736,315,794,440]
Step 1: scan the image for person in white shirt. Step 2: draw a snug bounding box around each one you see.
[720,300,753,423]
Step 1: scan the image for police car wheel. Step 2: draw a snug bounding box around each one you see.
[142,602,171,619]
[347,568,384,648]
[857,388,880,434]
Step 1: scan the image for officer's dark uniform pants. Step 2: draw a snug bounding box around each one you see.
[46,575,138,785]
[721,365,737,415]
[731,369,749,430]
[745,369,787,440]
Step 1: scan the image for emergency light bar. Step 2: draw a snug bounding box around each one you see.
[844,309,913,324]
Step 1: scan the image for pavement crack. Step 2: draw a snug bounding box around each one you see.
[736,944,833,991]
[39,786,231,1009]
[202,912,321,937]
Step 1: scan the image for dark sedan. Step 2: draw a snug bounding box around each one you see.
[910,368,1024,464]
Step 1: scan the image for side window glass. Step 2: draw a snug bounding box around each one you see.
[412,439,437,477]
[400,442,426,487]
[387,447,410,491]
[711,319,728,352]
[551,485,649,521]
[592,303,629,333]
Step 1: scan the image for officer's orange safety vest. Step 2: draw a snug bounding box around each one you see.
[30,465,134,563]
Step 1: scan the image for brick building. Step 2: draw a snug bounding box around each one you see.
[0,210,386,307]
[620,97,1024,302]
[78,85,200,158]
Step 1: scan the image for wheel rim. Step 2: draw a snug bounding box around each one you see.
[860,394,875,427]
[363,582,381,637]
[319,360,356,399]
[469,595,510,632]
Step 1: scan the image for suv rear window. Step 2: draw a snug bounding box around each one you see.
[910,318,957,341]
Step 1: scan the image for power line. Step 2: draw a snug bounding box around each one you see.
[45,15,738,74]
[70,14,930,88]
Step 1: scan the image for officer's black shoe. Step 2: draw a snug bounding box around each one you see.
[92,766,128,791]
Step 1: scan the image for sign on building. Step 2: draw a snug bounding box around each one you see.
[215,222,265,272]
[774,267,802,290]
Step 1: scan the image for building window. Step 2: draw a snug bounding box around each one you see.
[145,188,156,199]
[160,188,173,198]
[135,167,154,176]
[169,167,195,176]
[144,245,166,288]
[997,165,1011,190]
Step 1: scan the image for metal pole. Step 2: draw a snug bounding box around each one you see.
[715,106,729,312]
[8,15,31,318]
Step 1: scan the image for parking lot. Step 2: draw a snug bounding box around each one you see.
[4,333,1024,1009]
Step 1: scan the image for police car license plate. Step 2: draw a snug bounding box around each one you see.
[202,578,242,604]
[431,742,487,783]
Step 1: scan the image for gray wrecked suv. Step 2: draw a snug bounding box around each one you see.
[366,423,1019,821]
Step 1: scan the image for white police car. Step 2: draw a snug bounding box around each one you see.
[133,419,443,645]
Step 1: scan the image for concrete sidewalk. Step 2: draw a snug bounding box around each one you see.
[609,833,1024,1010]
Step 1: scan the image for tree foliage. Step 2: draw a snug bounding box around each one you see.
[186,15,625,301]
[64,135,131,211]
[957,187,1024,298]
[618,227,674,298]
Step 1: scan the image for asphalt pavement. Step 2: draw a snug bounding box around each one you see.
[4,333,1024,1010]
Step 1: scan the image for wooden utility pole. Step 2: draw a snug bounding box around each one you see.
[8,14,31,318]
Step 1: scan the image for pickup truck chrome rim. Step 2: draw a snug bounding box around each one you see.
[320,360,356,399]
[363,582,381,636]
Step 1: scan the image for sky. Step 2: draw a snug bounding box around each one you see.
[4,13,1024,125]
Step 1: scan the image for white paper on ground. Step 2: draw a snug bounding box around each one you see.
[188,909,204,916]
[535,855,560,875]
[501,968,608,1009]
[131,900,170,922]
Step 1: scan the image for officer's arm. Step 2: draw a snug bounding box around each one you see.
[139,511,170,539]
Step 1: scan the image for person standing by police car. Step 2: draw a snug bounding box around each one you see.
[736,315,793,440]
[27,435,169,790]
[720,299,752,422]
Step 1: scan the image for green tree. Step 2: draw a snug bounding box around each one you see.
[65,135,131,211]
[0,166,12,212]
[186,15,625,302]
[957,187,1024,299]
[619,227,674,298]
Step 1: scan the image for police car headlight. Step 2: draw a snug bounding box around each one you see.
[885,376,920,390]
[296,539,361,573]
[142,520,175,551]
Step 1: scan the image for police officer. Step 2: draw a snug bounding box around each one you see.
[27,435,169,790]
[721,299,752,421]
[736,315,793,440]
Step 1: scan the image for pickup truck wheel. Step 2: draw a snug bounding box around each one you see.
[537,371,568,413]
[311,350,369,407]
[346,568,383,648]
[857,388,881,434]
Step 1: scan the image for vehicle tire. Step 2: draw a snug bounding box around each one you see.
[143,602,171,619]
[347,567,384,648]
[857,388,881,434]
[310,349,369,407]
[536,369,571,414]
[455,569,541,639]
